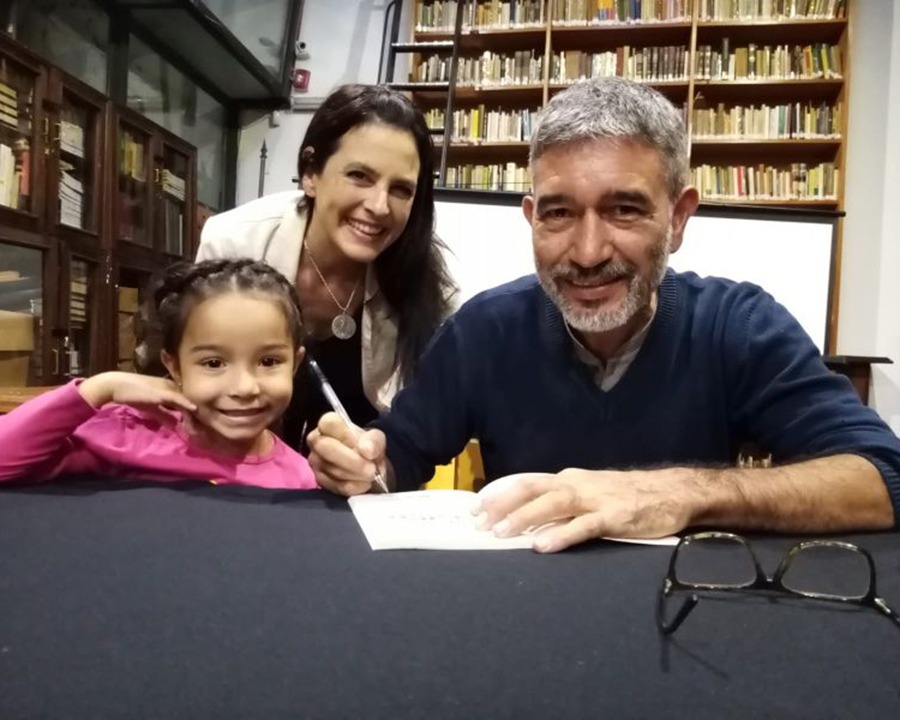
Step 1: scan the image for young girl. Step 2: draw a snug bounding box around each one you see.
[0,258,317,489]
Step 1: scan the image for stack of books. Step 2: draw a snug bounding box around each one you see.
[0,81,17,130]
[59,120,85,158]
[162,169,185,200]
[59,164,84,228]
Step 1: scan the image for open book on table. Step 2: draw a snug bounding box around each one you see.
[348,477,679,551]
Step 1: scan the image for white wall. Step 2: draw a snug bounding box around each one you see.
[840,0,900,431]
[235,0,411,204]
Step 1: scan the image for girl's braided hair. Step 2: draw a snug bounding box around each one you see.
[136,258,304,375]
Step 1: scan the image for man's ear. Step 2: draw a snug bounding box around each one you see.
[293,347,306,375]
[161,350,181,385]
[667,186,700,254]
[522,194,535,225]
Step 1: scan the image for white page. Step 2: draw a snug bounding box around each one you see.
[348,490,535,550]
[348,488,679,551]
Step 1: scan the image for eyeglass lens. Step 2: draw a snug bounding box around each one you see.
[674,535,757,587]
[780,544,870,600]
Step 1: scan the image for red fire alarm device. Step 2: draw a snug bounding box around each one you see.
[292,68,310,92]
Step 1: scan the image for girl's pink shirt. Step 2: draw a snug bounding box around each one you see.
[0,381,317,489]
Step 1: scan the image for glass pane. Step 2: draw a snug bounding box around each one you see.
[67,258,91,378]
[6,0,108,93]
[193,89,225,209]
[127,35,225,209]
[117,122,150,245]
[0,242,42,386]
[202,0,292,77]
[0,56,35,213]
[161,148,188,256]
[59,90,98,232]
[116,268,149,373]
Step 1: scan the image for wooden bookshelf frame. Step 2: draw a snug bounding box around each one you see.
[408,0,850,209]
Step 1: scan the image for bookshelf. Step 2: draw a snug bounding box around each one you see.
[0,32,198,388]
[405,0,849,208]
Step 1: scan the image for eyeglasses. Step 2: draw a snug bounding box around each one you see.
[656,531,900,635]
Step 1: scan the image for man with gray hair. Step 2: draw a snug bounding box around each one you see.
[308,77,900,551]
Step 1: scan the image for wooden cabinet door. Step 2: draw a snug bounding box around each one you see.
[0,33,48,242]
[0,240,60,386]
[110,105,155,255]
[45,70,108,249]
[156,130,197,262]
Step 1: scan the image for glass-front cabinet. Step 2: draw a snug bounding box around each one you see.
[0,34,198,388]
[0,34,45,235]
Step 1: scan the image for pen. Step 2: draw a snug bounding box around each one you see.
[307,357,390,494]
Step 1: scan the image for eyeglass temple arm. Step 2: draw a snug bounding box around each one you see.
[657,592,700,635]
[873,597,900,629]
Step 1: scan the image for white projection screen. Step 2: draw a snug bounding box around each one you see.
[435,192,837,352]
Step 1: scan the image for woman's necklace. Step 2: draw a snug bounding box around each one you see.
[303,240,361,340]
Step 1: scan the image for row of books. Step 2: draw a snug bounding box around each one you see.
[415,0,545,31]
[551,0,689,24]
[415,1,842,33]
[692,161,838,200]
[415,51,544,85]
[413,43,838,85]
[162,169,186,201]
[441,161,839,198]
[427,104,838,140]
[697,0,846,20]
[444,162,532,191]
[691,101,841,139]
[427,106,539,142]
[694,42,842,81]
[415,45,691,85]
[550,46,688,83]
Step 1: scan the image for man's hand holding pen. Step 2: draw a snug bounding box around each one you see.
[307,413,391,496]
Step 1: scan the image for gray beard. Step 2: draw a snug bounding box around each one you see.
[537,231,671,333]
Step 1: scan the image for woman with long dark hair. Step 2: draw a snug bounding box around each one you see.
[197,84,457,450]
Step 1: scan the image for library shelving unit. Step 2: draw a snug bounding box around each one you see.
[401,0,848,209]
[0,32,198,387]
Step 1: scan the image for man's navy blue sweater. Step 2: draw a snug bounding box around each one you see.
[374,271,900,518]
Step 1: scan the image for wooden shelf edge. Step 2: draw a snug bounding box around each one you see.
[698,198,839,206]
[697,18,847,28]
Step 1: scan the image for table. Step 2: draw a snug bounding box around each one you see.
[1,482,899,718]
[0,386,54,414]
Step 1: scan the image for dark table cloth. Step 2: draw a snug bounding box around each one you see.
[1,481,899,719]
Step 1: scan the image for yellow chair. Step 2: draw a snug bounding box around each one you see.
[424,440,485,492]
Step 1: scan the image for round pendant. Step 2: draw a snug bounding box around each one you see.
[331,313,357,340]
